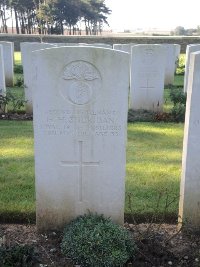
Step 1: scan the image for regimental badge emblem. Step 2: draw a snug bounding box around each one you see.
[61,61,102,105]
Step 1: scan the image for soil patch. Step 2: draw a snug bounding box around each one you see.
[1,223,200,267]
[0,113,33,120]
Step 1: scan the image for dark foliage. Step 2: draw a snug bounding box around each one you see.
[61,213,136,267]
[0,245,39,267]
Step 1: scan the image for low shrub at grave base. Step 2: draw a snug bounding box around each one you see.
[128,109,175,123]
[0,92,26,115]
[128,109,155,122]
[61,213,136,267]
[14,64,23,74]
[0,244,39,266]
[176,54,185,76]
[14,76,24,88]
[128,87,186,123]
[169,87,186,106]
[169,87,186,123]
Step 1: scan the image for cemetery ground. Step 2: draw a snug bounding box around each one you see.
[1,53,200,266]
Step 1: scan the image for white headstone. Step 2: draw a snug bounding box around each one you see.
[47,43,112,48]
[130,44,165,111]
[179,51,200,229]
[175,44,181,60]
[0,45,6,96]
[33,47,129,231]
[79,43,112,48]
[0,42,14,87]
[21,42,111,114]
[184,44,200,93]
[51,43,79,47]
[21,42,56,114]
[163,44,181,85]
[113,44,136,53]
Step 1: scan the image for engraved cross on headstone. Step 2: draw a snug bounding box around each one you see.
[140,78,154,90]
[140,77,155,97]
[60,141,100,202]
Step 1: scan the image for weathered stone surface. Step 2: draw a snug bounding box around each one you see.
[130,44,165,111]
[184,44,200,93]
[0,41,14,87]
[79,43,112,48]
[179,51,200,229]
[163,44,181,85]
[21,42,56,114]
[21,42,112,114]
[0,45,6,96]
[33,47,129,231]
[113,44,136,53]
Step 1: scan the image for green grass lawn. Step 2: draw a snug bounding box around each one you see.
[14,52,22,65]
[0,120,184,223]
[0,52,185,223]
[126,122,183,222]
[0,121,35,222]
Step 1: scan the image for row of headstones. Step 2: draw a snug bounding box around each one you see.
[28,43,195,232]
[20,42,180,114]
[2,40,199,231]
[0,41,14,95]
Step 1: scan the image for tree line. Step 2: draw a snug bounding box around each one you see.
[171,26,200,36]
[0,0,111,35]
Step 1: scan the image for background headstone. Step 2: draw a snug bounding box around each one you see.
[113,43,136,53]
[179,51,200,229]
[130,44,165,111]
[21,42,57,114]
[0,41,14,87]
[33,47,129,231]
[21,42,113,114]
[0,45,6,96]
[184,44,200,93]
[163,44,181,85]
[78,43,112,48]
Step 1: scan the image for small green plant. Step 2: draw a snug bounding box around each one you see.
[169,88,186,122]
[14,64,23,74]
[61,213,136,267]
[14,76,24,87]
[0,244,39,267]
[171,104,186,122]
[128,109,155,122]
[0,94,9,113]
[0,92,26,114]
[169,87,186,106]
[176,55,185,75]
[7,92,26,113]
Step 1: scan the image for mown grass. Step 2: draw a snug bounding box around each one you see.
[126,122,183,222]
[0,52,185,223]
[0,121,35,222]
[0,120,184,223]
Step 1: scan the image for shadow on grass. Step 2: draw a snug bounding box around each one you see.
[0,211,36,224]
[125,212,178,224]
[0,211,178,225]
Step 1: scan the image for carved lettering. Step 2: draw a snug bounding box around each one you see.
[38,109,122,137]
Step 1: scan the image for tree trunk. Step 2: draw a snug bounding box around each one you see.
[21,13,25,34]
[14,8,20,34]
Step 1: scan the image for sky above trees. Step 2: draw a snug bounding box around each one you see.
[1,0,111,35]
[105,0,200,31]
